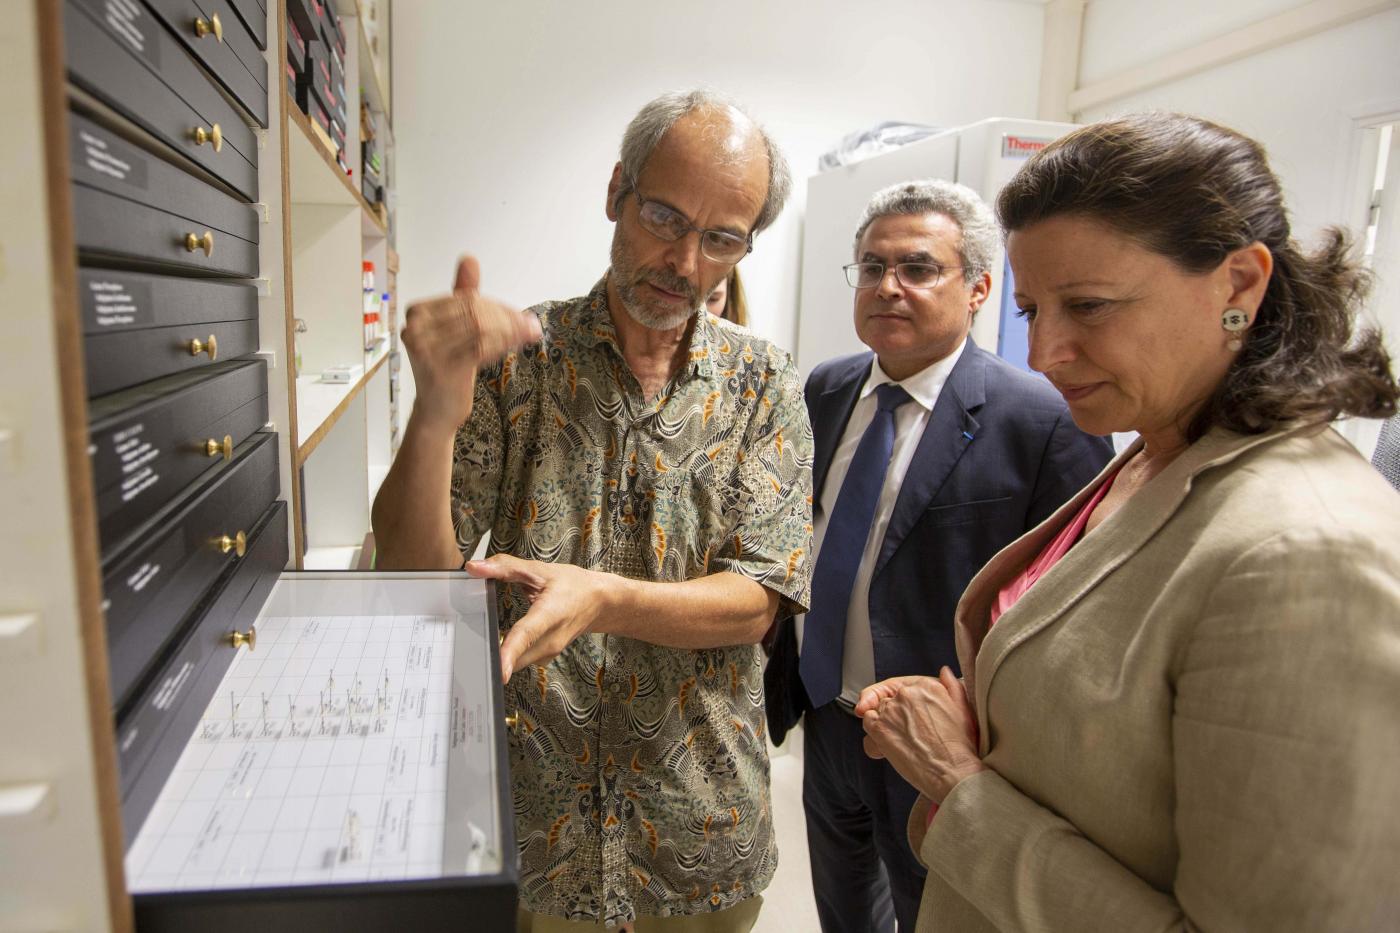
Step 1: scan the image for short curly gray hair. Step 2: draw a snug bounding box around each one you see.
[853,179,998,285]
[615,89,792,236]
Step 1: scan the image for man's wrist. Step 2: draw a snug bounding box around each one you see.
[407,399,466,442]
[587,569,630,636]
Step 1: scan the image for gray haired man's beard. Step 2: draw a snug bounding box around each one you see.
[611,241,702,331]
[616,281,700,330]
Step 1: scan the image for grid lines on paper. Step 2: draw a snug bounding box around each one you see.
[125,612,455,892]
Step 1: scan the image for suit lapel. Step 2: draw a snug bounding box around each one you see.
[872,342,986,581]
[811,357,871,504]
[960,424,1318,752]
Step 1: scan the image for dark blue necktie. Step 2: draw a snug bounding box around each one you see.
[800,382,912,708]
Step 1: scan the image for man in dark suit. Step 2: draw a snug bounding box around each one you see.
[766,180,1113,933]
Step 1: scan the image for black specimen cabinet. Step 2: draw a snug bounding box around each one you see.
[51,1,519,928]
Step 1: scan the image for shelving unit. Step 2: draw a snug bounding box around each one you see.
[285,98,386,232]
[281,0,399,569]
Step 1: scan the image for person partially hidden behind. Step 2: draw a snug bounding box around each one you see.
[371,90,814,932]
[764,179,1111,933]
[858,112,1400,932]
[706,267,749,327]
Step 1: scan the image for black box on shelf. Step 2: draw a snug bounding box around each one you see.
[329,88,347,132]
[321,21,344,73]
[287,17,308,76]
[308,96,333,143]
[300,41,345,127]
[302,41,328,93]
[294,75,322,126]
[362,176,383,206]
[287,0,316,39]
[328,40,343,89]
[315,0,346,59]
[300,84,337,159]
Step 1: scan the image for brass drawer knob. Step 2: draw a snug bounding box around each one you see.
[503,712,519,734]
[193,12,223,41]
[188,334,218,360]
[191,123,223,152]
[216,530,247,557]
[205,434,233,461]
[228,626,256,651]
[184,231,215,257]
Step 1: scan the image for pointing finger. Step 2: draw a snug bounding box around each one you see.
[466,555,546,589]
[454,254,481,294]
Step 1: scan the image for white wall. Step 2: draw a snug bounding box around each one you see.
[1077,2,1400,249]
[1078,0,1317,84]
[1074,0,1400,455]
[391,0,1047,413]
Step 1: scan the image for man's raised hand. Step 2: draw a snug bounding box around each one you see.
[400,255,542,435]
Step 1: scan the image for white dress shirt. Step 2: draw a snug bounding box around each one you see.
[797,342,965,705]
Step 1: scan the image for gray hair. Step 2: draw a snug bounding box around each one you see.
[616,89,792,235]
[853,179,998,285]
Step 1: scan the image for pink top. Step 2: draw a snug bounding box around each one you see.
[991,468,1118,625]
[925,469,1118,829]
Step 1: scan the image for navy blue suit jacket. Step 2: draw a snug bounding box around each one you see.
[765,339,1114,744]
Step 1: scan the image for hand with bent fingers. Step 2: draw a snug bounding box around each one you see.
[400,255,542,436]
[855,667,985,804]
[465,554,612,682]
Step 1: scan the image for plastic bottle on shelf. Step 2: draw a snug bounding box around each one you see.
[381,292,391,339]
[362,261,377,351]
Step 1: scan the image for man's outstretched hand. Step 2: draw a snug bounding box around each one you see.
[466,554,613,682]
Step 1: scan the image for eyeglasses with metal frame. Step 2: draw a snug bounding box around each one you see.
[843,261,963,289]
[625,179,754,264]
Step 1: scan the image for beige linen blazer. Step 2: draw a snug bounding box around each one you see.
[906,424,1400,932]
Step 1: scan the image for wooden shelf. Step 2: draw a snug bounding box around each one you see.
[285,92,387,235]
[302,545,362,570]
[295,339,391,463]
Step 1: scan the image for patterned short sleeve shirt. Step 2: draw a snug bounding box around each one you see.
[450,277,814,925]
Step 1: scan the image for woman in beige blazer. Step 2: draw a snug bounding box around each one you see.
[855,112,1400,932]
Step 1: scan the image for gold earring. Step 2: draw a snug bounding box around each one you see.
[1222,308,1249,352]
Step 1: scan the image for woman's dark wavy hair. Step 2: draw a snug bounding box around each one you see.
[996,112,1398,442]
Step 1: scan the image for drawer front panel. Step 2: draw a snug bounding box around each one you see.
[200,0,268,89]
[70,113,258,243]
[79,267,256,335]
[74,186,258,278]
[143,0,268,126]
[65,0,258,200]
[90,360,266,489]
[104,431,279,706]
[118,499,288,840]
[223,0,266,49]
[91,363,268,549]
[85,316,259,398]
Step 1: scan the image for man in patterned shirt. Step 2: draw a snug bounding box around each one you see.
[372,90,813,932]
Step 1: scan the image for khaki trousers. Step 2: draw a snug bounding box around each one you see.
[516,896,762,933]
